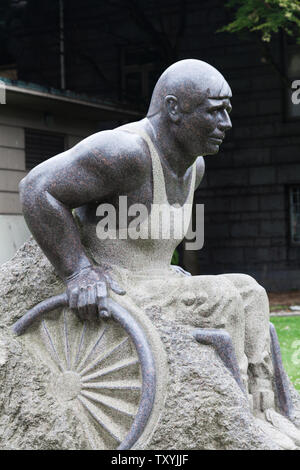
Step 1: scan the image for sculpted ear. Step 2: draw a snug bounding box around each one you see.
[165,95,180,123]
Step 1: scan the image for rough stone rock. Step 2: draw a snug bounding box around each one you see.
[0,330,93,450]
[0,238,299,449]
[0,240,93,449]
[139,309,281,450]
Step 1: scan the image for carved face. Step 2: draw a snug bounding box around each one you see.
[149,59,233,159]
[177,91,232,157]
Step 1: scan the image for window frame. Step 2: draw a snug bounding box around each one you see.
[289,185,300,246]
[119,45,159,105]
[25,128,66,171]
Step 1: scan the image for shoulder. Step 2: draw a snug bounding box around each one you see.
[71,128,151,192]
[194,156,205,190]
[74,128,149,163]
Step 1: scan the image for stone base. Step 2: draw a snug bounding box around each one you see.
[0,239,299,449]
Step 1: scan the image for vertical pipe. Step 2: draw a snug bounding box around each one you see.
[59,0,66,90]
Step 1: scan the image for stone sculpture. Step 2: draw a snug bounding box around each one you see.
[1,59,300,449]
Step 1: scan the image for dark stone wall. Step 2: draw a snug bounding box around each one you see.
[183,1,300,291]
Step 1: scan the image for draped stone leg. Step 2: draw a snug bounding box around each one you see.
[220,273,274,415]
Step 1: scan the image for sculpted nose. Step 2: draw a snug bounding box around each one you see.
[219,112,232,132]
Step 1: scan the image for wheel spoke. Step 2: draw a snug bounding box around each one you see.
[80,390,137,418]
[81,358,139,382]
[42,320,64,372]
[81,380,141,391]
[78,395,123,443]
[63,310,70,370]
[74,322,86,369]
[76,325,108,373]
[80,337,129,377]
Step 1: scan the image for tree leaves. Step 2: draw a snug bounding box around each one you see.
[219,0,300,44]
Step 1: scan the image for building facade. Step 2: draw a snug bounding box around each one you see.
[0,79,140,264]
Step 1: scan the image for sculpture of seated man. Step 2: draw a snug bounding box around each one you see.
[19,59,300,449]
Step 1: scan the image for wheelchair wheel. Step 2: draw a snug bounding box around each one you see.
[13,296,156,450]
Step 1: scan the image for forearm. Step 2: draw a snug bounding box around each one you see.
[20,184,92,280]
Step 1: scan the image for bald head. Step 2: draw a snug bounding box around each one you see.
[147,59,231,117]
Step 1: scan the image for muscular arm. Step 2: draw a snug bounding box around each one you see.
[19,129,148,318]
[20,129,146,280]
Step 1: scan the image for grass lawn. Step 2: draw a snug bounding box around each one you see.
[270,316,300,393]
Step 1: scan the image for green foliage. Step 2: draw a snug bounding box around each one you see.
[271,316,300,392]
[171,249,179,265]
[220,0,300,44]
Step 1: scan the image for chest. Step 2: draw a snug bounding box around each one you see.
[124,163,194,210]
[76,159,194,227]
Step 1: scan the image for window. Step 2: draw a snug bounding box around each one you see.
[25,129,65,170]
[286,45,300,119]
[289,186,300,244]
[120,46,160,106]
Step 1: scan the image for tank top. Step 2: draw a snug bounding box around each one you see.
[79,125,197,274]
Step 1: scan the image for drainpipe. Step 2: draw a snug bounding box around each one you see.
[59,0,66,90]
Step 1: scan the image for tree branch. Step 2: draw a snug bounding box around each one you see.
[254,34,290,87]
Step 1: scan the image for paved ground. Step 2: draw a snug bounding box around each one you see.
[268,291,300,317]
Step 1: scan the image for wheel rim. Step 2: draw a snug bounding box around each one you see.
[23,299,156,450]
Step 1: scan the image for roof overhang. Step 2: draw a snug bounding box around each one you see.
[3,81,142,121]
